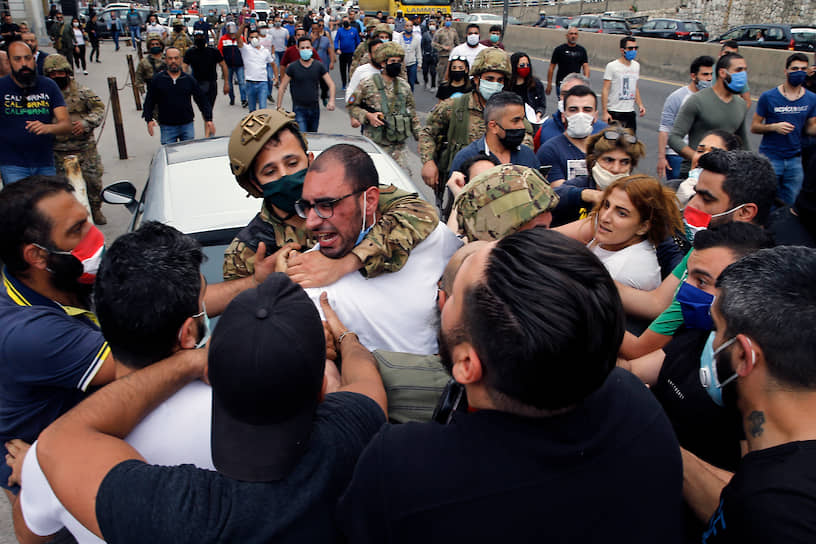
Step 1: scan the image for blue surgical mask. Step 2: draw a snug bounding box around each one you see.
[788,70,807,87]
[354,192,374,246]
[444,21,451,27]
[478,79,503,101]
[725,70,747,93]
[696,78,712,91]
[624,49,637,61]
[676,281,715,330]
[699,332,738,407]
[299,48,313,61]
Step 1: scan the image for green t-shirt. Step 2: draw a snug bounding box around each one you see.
[647,251,691,336]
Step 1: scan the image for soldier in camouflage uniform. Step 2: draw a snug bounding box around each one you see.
[454,163,559,241]
[136,33,167,95]
[166,18,193,57]
[348,18,378,75]
[431,15,458,86]
[350,23,390,77]
[347,42,419,175]
[223,108,439,284]
[44,54,108,224]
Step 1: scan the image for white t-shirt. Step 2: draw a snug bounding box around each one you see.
[346,63,380,102]
[145,22,167,38]
[449,42,487,71]
[305,223,462,355]
[268,26,290,52]
[20,381,213,543]
[73,28,85,45]
[241,43,273,81]
[589,239,660,291]
[603,59,640,113]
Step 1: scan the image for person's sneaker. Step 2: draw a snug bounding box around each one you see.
[230,98,235,105]
[269,95,274,103]
[83,70,88,75]
[241,100,248,108]
[92,208,107,225]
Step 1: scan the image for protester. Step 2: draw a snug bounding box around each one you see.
[395,20,421,91]
[217,22,247,107]
[421,20,437,90]
[449,23,486,70]
[546,26,589,97]
[125,5,142,51]
[508,51,546,123]
[21,31,47,75]
[143,47,215,144]
[334,16,359,90]
[750,52,816,205]
[601,36,645,132]
[767,154,816,247]
[277,36,335,131]
[658,55,715,180]
[345,39,382,106]
[87,15,100,63]
[535,73,606,149]
[435,56,471,100]
[184,29,230,110]
[480,25,503,49]
[237,23,275,112]
[108,11,123,51]
[675,129,743,207]
[431,14,458,86]
[268,15,289,68]
[338,228,683,543]
[69,18,88,75]
[310,19,334,105]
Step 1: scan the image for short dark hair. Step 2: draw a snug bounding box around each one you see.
[483,90,524,123]
[462,229,624,414]
[716,52,743,75]
[297,35,311,46]
[309,144,378,192]
[720,40,739,51]
[460,152,500,184]
[563,84,597,109]
[489,24,501,33]
[701,129,742,151]
[716,246,816,389]
[367,37,381,54]
[466,23,479,32]
[620,36,636,49]
[0,175,75,276]
[692,222,773,257]
[94,222,203,369]
[690,55,715,75]
[786,52,809,69]
[697,150,776,225]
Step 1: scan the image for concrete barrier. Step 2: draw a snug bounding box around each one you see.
[456,22,796,97]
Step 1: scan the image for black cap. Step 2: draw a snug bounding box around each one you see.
[209,273,326,482]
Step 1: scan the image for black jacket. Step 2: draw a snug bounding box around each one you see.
[510,78,546,118]
[143,70,212,125]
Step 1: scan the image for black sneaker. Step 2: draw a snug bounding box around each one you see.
[241,100,248,108]
[230,98,235,105]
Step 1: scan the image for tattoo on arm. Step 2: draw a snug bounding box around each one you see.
[748,410,765,437]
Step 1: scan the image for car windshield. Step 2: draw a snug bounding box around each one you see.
[603,20,627,30]
[686,22,705,32]
[794,30,816,44]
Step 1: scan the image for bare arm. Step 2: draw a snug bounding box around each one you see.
[545,63,555,92]
[681,447,734,523]
[657,130,669,179]
[618,347,666,386]
[582,62,590,78]
[619,328,673,360]
[321,71,336,108]
[552,216,595,245]
[741,90,751,110]
[600,79,611,120]
[277,72,290,106]
[616,273,680,320]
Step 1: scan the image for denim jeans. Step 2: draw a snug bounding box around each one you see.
[768,155,805,205]
[129,25,140,47]
[0,165,56,186]
[228,65,246,102]
[266,64,276,97]
[665,154,684,181]
[294,106,320,132]
[160,122,195,145]
[406,63,417,91]
[246,80,267,112]
[112,29,120,49]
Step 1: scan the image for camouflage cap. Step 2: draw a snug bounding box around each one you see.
[228,108,307,198]
[374,23,391,35]
[43,53,73,75]
[146,32,163,44]
[455,164,559,241]
[470,48,511,78]
[363,17,378,30]
[373,41,404,63]
[172,17,184,26]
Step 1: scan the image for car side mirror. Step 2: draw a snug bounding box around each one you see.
[102,181,139,213]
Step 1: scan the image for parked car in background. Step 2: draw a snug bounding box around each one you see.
[451,11,468,21]
[573,15,630,35]
[635,19,708,41]
[94,6,152,38]
[538,15,572,29]
[463,13,520,26]
[710,24,816,52]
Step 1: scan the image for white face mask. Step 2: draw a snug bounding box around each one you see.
[251,37,260,47]
[591,162,630,190]
[557,99,564,113]
[565,112,594,139]
[466,34,480,46]
[260,28,267,36]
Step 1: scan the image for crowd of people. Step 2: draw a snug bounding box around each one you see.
[1,5,816,543]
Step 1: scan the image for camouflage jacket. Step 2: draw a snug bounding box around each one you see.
[348,75,420,144]
[166,31,193,55]
[223,185,439,281]
[53,82,105,151]
[136,55,167,90]
[431,27,458,55]
[350,52,407,81]
[349,40,369,75]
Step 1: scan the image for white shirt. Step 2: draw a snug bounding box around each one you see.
[449,42,487,70]
[72,27,84,45]
[259,35,276,58]
[305,223,462,355]
[346,63,380,102]
[589,239,660,290]
[240,43,274,81]
[268,26,289,52]
[145,22,167,38]
[20,381,213,543]
[603,58,640,113]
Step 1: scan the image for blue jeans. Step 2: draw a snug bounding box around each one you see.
[129,25,140,47]
[294,106,320,132]
[0,165,56,185]
[246,80,267,112]
[267,64,276,97]
[275,50,284,66]
[406,63,417,91]
[228,66,246,102]
[112,29,120,49]
[768,155,804,205]
[665,154,684,181]
[160,122,195,145]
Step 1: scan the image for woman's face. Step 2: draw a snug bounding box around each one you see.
[595,187,648,251]
[595,148,632,175]
[449,60,467,75]
[516,56,530,71]
[691,134,727,170]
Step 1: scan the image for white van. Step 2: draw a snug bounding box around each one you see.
[199,0,231,17]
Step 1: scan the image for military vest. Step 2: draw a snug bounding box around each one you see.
[368,74,411,146]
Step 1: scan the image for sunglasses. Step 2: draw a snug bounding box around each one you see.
[624,45,639,51]
[603,130,638,144]
[294,189,363,219]
[450,55,468,62]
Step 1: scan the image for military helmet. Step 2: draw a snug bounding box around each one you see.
[374,22,391,36]
[455,164,559,241]
[373,41,404,63]
[363,17,378,30]
[228,109,307,198]
[43,53,73,76]
[172,17,184,26]
[470,48,511,78]
[146,32,163,45]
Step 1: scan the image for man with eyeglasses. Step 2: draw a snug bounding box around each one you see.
[295,144,461,354]
[224,109,440,289]
[750,52,816,205]
[601,36,645,133]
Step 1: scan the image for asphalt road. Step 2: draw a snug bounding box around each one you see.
[0,36,762,542]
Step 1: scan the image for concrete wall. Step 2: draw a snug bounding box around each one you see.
[458,22,796,97]
[469,0,670,23]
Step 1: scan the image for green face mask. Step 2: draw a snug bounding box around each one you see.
[262,168,307,215]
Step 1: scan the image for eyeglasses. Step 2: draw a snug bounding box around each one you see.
[624,45,639,51]
[294,189,363,219]
[603,130,638,144]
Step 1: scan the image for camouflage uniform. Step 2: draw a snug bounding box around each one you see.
[455,164,559,241]
[223,185,439,280]
[348,44,419,174]
[166,24,194,56]
[431,25,458,83]
[349,40,369,77]
[135,53,167,94]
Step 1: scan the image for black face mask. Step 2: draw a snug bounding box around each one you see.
[149,45,163,54]
[52,76,70,89]
[12,66,36,88]
[496,123,526,149]
[343,21,350,28]
[449,70,466,82]
[44,251,94,300]
[194,38,206,47]
[385,62,401,78]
